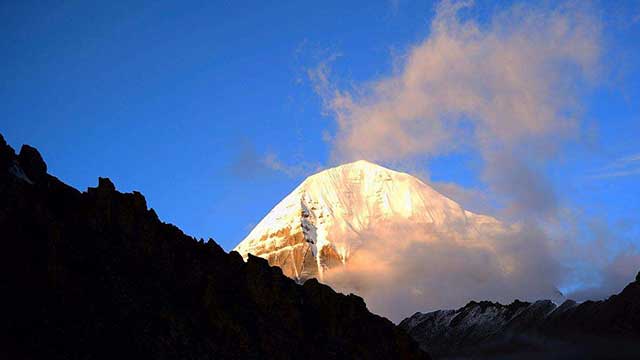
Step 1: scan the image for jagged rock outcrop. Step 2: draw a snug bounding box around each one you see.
[400,275,640,359]
[0,134,429,360]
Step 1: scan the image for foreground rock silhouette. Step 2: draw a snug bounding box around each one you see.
[0,134,429,360]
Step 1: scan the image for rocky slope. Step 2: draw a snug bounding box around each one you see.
[0,134,429,360]
[400,274,640,359]
[235,160,507,282]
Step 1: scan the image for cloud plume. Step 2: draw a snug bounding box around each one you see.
[302,1,640,321]
[323,220,564,322]
[326,0,600,161]
[318,0,601,216]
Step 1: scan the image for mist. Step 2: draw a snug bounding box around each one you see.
[322,220,563,322]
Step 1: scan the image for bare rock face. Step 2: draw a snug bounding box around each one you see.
[234,160,507,282]
[0,134,430,360]
[17,144,47,183]
[400,277,640,359]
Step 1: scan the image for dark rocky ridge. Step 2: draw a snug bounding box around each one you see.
[400,274,640,359]
[0,134,429,360]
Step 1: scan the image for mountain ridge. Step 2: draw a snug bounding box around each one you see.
[0,134,429,360]
[400,275,640,359]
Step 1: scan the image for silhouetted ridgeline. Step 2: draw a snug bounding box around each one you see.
[0,134,429,360]
[401,273,640,359]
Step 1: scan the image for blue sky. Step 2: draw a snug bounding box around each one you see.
[0,0,436,247]
[1,0,639,292]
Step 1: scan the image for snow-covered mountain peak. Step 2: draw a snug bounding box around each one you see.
[336,159,377,168]
[324,159,389,172]
[299,159,407,192]
[234,160,503,282]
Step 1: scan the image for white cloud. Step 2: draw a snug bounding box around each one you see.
[316,0,601,217]
[301,1,640,320]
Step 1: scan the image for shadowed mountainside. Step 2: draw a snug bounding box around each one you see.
[0,134,429,360]
[400,274,640,359]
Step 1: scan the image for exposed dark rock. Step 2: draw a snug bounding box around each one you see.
[0,134,429,360]
[97,176,116,191]
[17,144,47,183]
[400,276,640,359]
[0,134,15,168]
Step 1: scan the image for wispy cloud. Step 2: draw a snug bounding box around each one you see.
[307,52,342,116]
[588,153,640,179]
[388,0,401,16]
[230,139,321,179]
[591,169,640,179]
[604,153,640,168]
[431,180,496,215]
[262,153,322,178]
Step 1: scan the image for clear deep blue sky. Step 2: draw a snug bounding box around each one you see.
[1,0,639,255]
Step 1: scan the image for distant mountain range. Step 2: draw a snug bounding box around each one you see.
[234,158,640,359]
[0,134,428,360]
[400,273,640,359]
